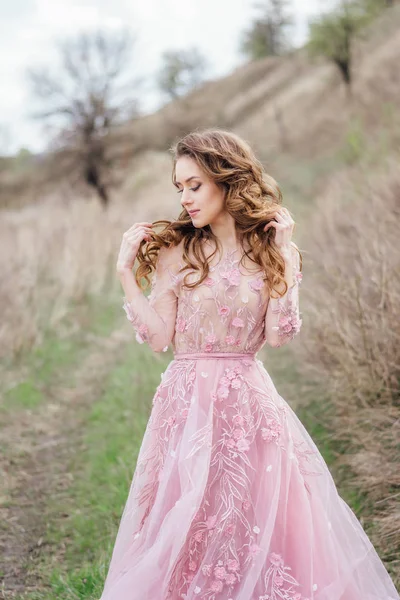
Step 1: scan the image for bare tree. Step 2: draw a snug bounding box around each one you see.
[240,0,294,60]
[27,29,142,207]
[157,48,208,101]
[307,0,385,88]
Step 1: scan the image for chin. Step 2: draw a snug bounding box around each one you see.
[193,218,209,228]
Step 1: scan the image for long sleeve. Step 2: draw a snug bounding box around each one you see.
[122,246,179,353]
[264,243,303,348]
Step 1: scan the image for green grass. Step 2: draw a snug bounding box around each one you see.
[3,379,45,410]
[296,398,373,519]
[3,335,83,412]
[1,293,121,414]
[18,343,172,600]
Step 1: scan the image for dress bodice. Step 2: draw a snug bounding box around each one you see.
[122,239,302,355]
[172,248,269,355]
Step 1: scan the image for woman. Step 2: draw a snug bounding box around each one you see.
[100,129,399,599]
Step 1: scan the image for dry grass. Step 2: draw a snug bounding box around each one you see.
[1,199,114,359]
[302,155,400,582]
[0,151,179,360]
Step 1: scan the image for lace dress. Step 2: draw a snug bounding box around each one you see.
[100,241,399,600]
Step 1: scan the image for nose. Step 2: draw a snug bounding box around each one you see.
[180,189,193,209]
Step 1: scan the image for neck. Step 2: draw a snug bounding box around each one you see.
[209,212,239,253]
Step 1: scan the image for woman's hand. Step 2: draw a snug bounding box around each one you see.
[116,222,154,274]
[263,206,294,260]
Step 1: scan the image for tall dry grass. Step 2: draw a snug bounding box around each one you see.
[0,198,116,359]
[0,151,178,361]
[302,155,400,581]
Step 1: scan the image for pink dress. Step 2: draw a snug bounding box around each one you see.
[100,241,399,600]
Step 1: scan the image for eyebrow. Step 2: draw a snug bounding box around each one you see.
[174,175,201,186]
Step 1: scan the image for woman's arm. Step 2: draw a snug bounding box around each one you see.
[119,246,179,353]
[264,242,303,348]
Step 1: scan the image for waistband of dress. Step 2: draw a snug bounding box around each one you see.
[173,352,257,360]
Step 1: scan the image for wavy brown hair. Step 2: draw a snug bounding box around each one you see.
[135,127,302,297]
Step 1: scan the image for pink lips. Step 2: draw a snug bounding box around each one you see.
[189,210,200,217]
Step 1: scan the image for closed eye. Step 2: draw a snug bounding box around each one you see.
[177,185,201,194]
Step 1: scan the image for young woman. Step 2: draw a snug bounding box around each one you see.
[100,129,399,600]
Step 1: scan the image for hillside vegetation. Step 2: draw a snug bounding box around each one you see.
[1,3,399,596]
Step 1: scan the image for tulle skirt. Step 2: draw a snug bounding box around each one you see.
[100,352,399,600]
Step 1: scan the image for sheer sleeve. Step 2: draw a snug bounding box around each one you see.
[264,243,303,348]
[122,246,180,353]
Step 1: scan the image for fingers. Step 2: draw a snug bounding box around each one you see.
[124,222,154,235]
[263,215,285,232]
[129,230,153,243]
[263,207,294,232]
[268,207,292,223]
[117,223,155,273]
[132,226,153,235]
[264,222,275,230]
[124,224,154,241]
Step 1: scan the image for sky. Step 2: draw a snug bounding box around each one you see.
[0,0,333,154]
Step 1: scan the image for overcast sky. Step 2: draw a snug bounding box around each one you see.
[0,0,334,154]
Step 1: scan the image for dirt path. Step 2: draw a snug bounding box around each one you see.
[0,325,132,598]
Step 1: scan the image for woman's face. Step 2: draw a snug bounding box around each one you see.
[174,156,226,228]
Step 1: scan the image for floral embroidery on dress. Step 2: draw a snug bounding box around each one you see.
[108,347,328,600]
[218,305,230,317]
[249,276,265,292]
[213,365,244,404]
[269,281,302,344]
[292,439,324,478]
[220,266,241,287]
[176,316,188,333]
[122,242,303,355]
[258,552,308,600]
[261,417,283,443]
[162,358,310,600]
[276,303,302,340]
[122,297,148,343]
[264,244,303,348]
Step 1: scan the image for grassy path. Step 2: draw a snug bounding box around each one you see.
[27,342,170,599]
[0,312,383,599]
[0,295,134,598]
